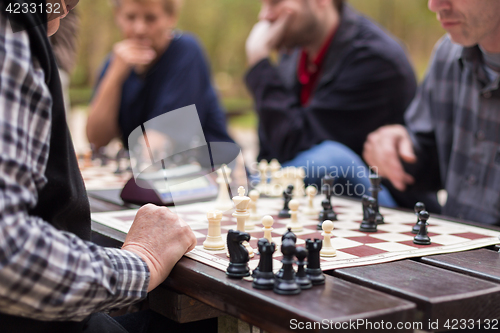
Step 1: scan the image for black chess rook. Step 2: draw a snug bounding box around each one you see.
[253,238,276,290]
[305,239,325,285]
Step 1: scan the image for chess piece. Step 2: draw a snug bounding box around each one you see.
[305,239,325,285]
[412,202,426,234]
[413,211,431,245]
[232,186,254,257]
[359,197,378,232]
[226,230,251,278]
[252,238,276,290]
[249,190,261,222]
[215,165,234,211]
[257,159,269,195]
[261,215,274,244]
[269,159,282,197]
[320,220,336,257]
[278,185,294,218]
[303,186,318,216]
[273,238,301,295]
[317,199,336,230]
[287,199,303,232]
[295,247,312,289]
[203,210,225,250]
[276,228,297,279]
[369,173,384,224]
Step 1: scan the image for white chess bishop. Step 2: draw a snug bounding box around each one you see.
[287,199,303,232]
[215,164,234,211]
[303,186,319,216]
[232,186,254,257]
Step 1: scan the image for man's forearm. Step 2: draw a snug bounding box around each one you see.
[86,59,129,149]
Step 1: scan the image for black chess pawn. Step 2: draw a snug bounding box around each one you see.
[273,238,301,295]
[226,230,251,278]
[369,173,384,224]
[317,199,337,230]
[413,211,431,245]
[278,185,294,218]
[253,238,276,290]
[295,247,312,290]
[412,202,426,234]
[359,197,378,232]
[305,238,325,285]
[276,228,297,279]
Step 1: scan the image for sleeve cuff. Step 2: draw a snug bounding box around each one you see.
[104,248,150,302]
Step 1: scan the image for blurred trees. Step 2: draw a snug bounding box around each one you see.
[72,0,445,106]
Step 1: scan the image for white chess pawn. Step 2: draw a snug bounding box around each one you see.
[320,220,337,257]
[287,199,303,232]
[303,186,319,216]
[203,210,225,251]
[261,215,274,244]
[215,165,234,211]
[249,190,260,223]
[232,186,254,257]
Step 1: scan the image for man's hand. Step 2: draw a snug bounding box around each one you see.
[363,125,417,191]
[122,204,197,292]
[245,12,292,67]
[112,39,157,77]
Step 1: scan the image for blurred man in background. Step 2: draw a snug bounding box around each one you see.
[364,0,500,225]
[245,0,438,210]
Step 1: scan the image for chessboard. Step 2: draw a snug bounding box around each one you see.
[79,161,132,191]
[91,195,500,275]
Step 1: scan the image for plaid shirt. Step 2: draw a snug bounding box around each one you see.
[0,14,149,321]
[405,36,500,225]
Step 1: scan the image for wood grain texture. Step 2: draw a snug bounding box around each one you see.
[333,260,500,330]
[149,287,224,323]
[420,248,500,283]
[164,258,416,333]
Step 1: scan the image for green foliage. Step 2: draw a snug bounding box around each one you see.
[73,0,446,105]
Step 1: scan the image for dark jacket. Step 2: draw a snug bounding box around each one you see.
[1,0,91,331]
[245,5,417,163]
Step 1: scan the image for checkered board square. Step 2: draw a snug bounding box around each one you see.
[91,196,500,274]
[80,162,131,191]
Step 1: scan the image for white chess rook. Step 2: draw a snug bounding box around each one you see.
[320,220,337,257]
[203,210,225,250]
[287,199,303,232]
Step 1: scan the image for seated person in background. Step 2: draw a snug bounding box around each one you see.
[87,0,233,151]
[245,0,427,208]
[364,0,500,225]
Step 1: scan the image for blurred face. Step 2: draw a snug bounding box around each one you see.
[428,0,500,50]
[47,0,74,36]
[115,0,177,51]
[259,0,321,49]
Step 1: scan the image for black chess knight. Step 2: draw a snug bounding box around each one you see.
[226,230,251,278]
